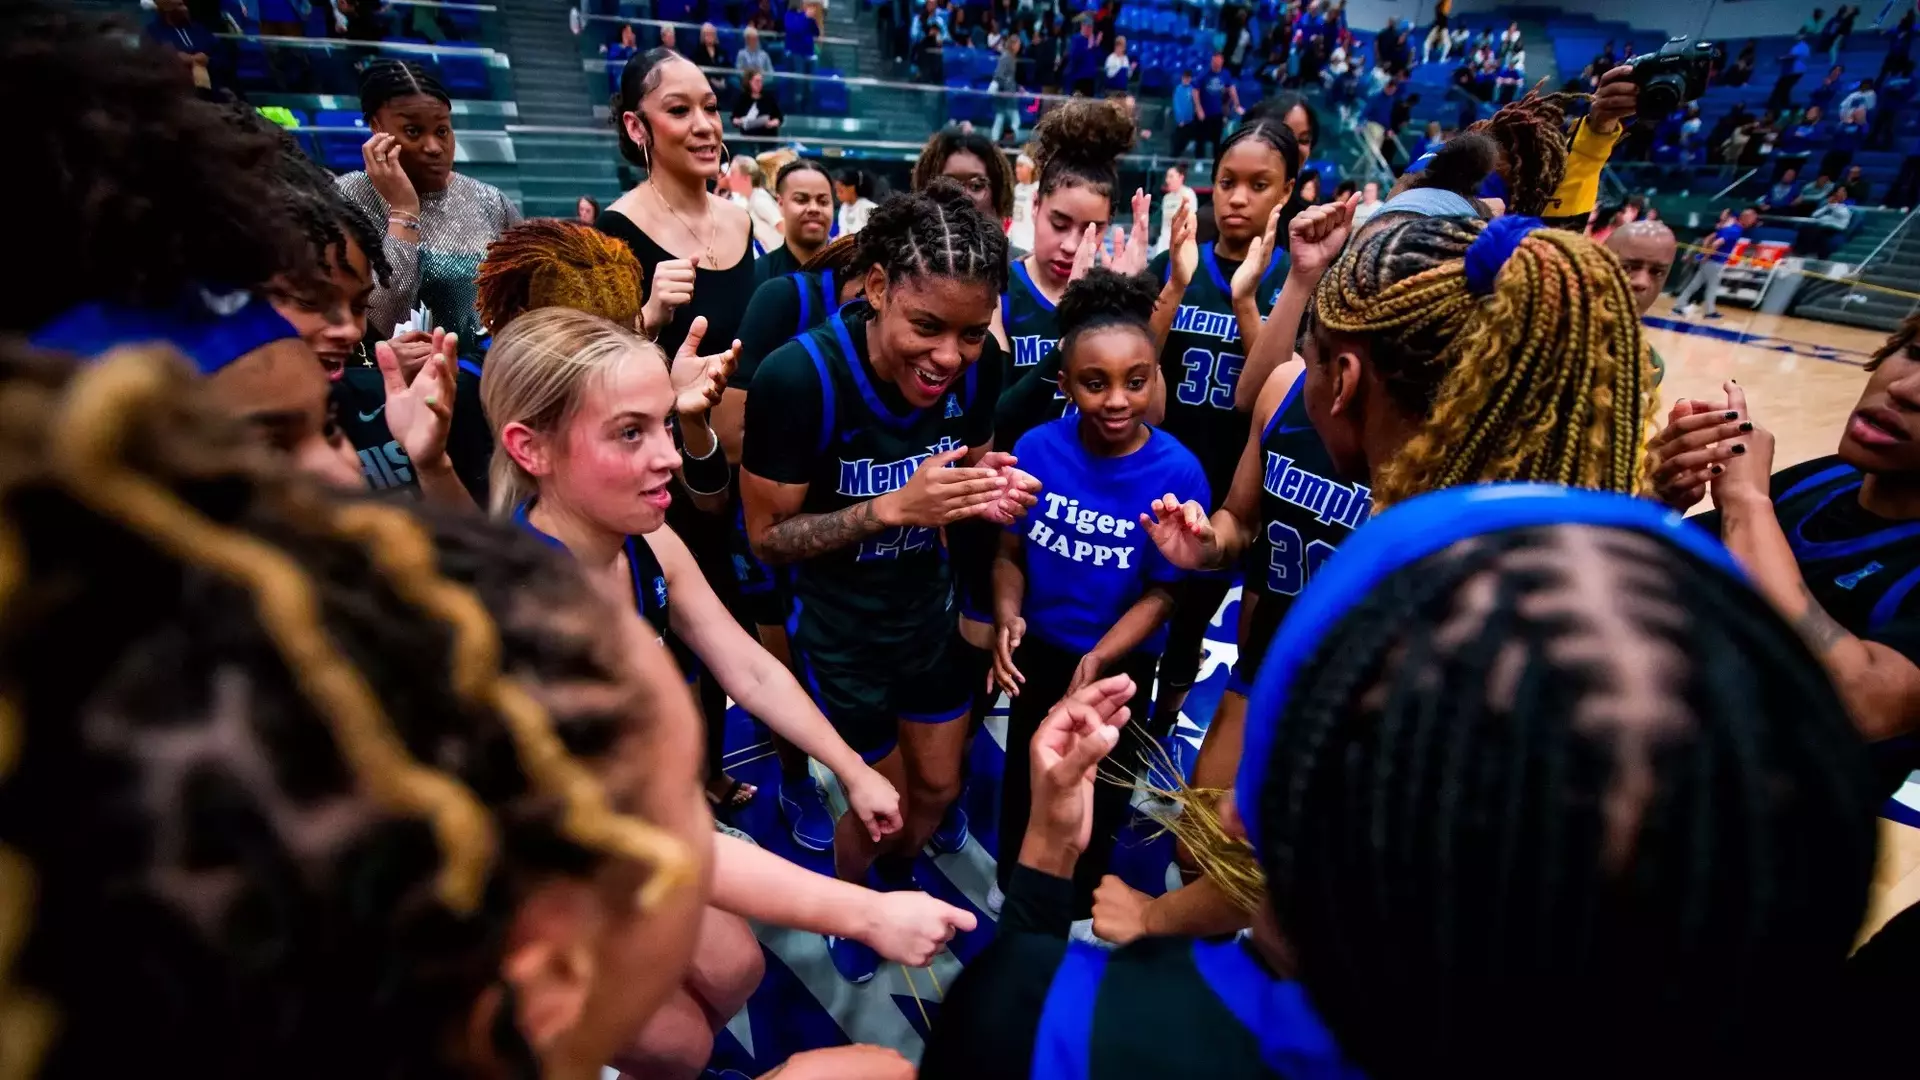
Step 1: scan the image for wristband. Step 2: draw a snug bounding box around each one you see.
[678,423,730,496]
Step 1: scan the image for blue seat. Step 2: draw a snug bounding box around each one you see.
[312,109,368,172]
[439,53,490,96]
[815,68,849,114]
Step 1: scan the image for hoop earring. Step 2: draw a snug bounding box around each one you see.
[639,140,651,175]
[719,142,732,172]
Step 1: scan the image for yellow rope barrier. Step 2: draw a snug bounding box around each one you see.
[1671,238,1920,301]
[899,963,932,1033]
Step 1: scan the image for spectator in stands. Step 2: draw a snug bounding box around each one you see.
[1678,103,1704,163]
[736,26,773,77]
[1422,12,1450,65]
[1350,178,1385,227]
[949,5,975,46]
[1296,167,1321,206]
[1707,103,1750,163]
[750,0,781,33]
[1771,32,1814,111]
[1198,52,1242,158]
[1765,167,1806,210]
[1811,65,1848,112]
[337,61,520,362]
[1846,162,1874,202]
[912,19,946,84]
[577,195,600,225]
[1883,10,1916,78]
[834,168,878,235]
[1361,71,1400,161]
[1377,15,1409,76]
[1496,48,1526,104]
[1066,15,1101,95]
[337,0,387,41]
[1154,161,1197,255]
[1871,64,1914,145]
[1170,68,1201,156]
[605,22,641,61]
[1222,8,1255,76]
[1674,205,1757,319]
[784,0,822,106]
[1780,105,1829,158]
[1842,78,1881,117]
[1833,5,1862,63]
[1797,171,1838,210]
[731,69,784,135]
[913,125,1016,228]
[1102,34,1135,93]
[1803,7,1830,37]
[1590,39,1620,81]
[990,36,1023,143]
[1801,184,1857,255]
[1723,38,1757,86]
[145,0,215,90]
[1499,20,1522,59]
[691,22,726,69]
[1824,105,1871,177]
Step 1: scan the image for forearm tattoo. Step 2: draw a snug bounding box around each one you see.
[1791,583,1850,656]
[758,498,885,563]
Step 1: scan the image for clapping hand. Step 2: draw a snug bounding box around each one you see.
[376,329,456,469]
[1230,203,1287,305]
[669,314,740,420]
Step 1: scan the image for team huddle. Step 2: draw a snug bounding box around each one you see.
[6,5,1920,1079]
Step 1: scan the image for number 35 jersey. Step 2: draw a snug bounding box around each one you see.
[1243,376,1372,674]
[1149,242,1290,507]
[742,305,1002,649]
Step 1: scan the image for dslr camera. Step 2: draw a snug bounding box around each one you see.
[1625,37,1723,120]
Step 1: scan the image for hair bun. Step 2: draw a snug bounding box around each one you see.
[1412,133,1497,197]
[1030,98,1138,176]
[1055,267,1158,338]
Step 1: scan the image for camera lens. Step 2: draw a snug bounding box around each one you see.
[1639,74,1684,119]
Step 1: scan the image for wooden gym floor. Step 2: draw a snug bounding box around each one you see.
[1640,301,1920,943]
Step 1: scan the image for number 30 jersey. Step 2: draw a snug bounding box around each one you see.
[1149,242,1290,507]
[1243,376,1372,674]
[741,304,1001,650]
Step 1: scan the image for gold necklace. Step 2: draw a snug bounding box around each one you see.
[649,180,717,268]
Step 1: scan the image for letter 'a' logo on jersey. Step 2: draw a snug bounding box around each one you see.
[944,394,963,419]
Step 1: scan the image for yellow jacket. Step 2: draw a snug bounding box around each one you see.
[1542,117,1624,220]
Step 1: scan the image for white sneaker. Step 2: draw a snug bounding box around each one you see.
[986,881,1005,916]
[1676,304,1698,317]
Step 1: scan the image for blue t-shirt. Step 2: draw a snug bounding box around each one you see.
[1173,79,1198,125]
[1708,222,1746,264]
[1200,71,1228,114]
[784,9,817,57]
[1010,420,1209,655]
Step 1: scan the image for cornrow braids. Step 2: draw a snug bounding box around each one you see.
[912,127,1017,219]
[3,0,311,332]
[0,343,694,1078]
[1469,91,1574,217]
[1868,313,1920,371]
[475,219,645,334]
[1312,216,1653,505]
[1215,118,1303,182]
[853,180,1011,294]
[359,58,451,118]
[1257,525,1877,1080]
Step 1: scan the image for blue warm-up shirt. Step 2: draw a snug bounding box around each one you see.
[1011,419,1209,655]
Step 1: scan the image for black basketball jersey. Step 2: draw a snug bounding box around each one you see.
[1243,376,1372,672]
[996,260,1076,452]
[1695,455,1920,801]
[1149,242,1292,507]
[924,933,1357,1080]
[513,502,694,674]
[743,306,1001,649]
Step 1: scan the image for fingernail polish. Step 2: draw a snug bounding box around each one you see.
[1740,421,1753,432]
[1733,444,1747,454]
[1724,411,1739,420]
[1712,464,1724,475]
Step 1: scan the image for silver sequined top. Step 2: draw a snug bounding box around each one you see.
[335,170,521,356]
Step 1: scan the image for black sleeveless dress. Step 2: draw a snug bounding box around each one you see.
[597,207,757,361]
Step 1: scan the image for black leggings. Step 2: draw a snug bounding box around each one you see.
[1157,577,1233,698]
[995,636,1159,918]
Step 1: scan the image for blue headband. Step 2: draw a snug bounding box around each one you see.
[1463,214,1546,296]
[1232,484,1747,854]
[1375,186,1481,220]
[32,290,299,375]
